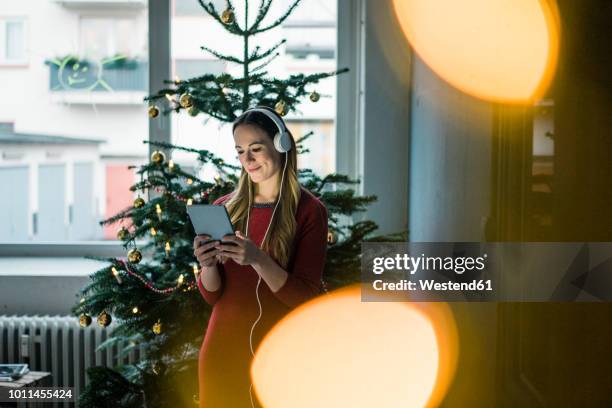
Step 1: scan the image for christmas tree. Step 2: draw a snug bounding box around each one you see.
[72,1,401,406]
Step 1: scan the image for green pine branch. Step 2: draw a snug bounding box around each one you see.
[251,0,302,34]
[248,39,286,62]
[198,0,245,36]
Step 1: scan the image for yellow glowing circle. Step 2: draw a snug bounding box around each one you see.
[251,285,458,408]
[392,0,560,103]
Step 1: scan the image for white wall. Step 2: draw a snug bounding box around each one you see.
[408,56,497,406]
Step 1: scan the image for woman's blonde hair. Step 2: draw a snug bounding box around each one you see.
[225,108,301,268]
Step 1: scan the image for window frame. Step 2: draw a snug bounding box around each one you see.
[0,16,28,66]
[0,2,170,256]
[1,0,358,257]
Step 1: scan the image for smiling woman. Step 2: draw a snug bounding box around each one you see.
[193,106,329,408]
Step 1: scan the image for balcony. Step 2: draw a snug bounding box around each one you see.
[47,57,148,105]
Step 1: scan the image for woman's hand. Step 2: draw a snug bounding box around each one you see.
[193,234,220,268]
[216,231,264,266]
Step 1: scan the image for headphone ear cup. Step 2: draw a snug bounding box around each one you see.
[274,132,291,153]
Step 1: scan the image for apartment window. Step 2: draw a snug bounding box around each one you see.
[0,18,26,64]
[79,17,144,60]
[174,0,226,17]
[175,59,226,79]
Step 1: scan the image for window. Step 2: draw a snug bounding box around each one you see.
[170,1,338,177]
[0,18,26,64]
[79,17,144,60]
[174,0,227,17]
[174,59,226,79]
[0,2,149,243]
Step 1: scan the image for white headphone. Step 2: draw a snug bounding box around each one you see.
[241,106,293,153]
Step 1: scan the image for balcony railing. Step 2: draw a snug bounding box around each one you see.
[49,60,148,92]
[47,58,148,104]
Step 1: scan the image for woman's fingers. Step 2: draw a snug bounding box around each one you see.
[196,249,220,265]
[194,240,218,256]
[193,234,211,250]
[216,243,242,254]
[221,233,244,243]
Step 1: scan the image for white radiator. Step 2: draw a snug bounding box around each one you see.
[0,315,144,407]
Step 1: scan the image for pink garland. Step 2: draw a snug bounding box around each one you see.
[117,259,196,294]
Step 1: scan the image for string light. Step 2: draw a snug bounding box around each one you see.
[150,227,157,236]
[165,241,171,255]
[168,160,174,171]
[186,178,193,185]
[132,306,139,314]
[177,274,185,287]
[117,259,196,295]
[187,198,193,206]
[192,264,199,278]
[111,267,123,284]
[156,204,162,221]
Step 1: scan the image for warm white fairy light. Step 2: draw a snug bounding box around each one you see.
[192,264,199,278]
[111,267,123,284]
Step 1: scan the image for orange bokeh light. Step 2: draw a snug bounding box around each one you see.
[392,0,560,103]
[251,285,458,408]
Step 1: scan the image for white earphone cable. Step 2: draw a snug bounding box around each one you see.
[248,153,288,408]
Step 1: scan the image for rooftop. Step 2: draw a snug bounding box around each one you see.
[0,123,104,145]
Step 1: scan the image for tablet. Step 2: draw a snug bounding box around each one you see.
[186,204,235,242]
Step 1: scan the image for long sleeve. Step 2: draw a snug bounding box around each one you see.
[273,200,328,308]
[197,268,224,306]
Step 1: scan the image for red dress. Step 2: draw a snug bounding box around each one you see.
[197,187,328,407]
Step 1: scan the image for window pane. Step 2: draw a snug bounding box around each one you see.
[0,3,149,242]
[79,18,113,60]
[6,21,25,61]
[0,166,29,241]
[174,0,226,16]
[170,1,338,177]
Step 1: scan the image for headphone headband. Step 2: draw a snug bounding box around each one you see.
[241,106,292,153]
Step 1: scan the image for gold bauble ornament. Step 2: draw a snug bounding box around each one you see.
[127,248,143,264]
[221,8,235,24]
[179,93,193,108]
[274,100,287,116]
[79,314,92,327]
[151,150,166,165]
[309,91,320,102]
[97,311,112,327]
[117,226,129,240]
[327,231,337,244]
[187,106,199,117]
[148,105,160,118]
[133,197,145,209]
[152,361,165,375]
[152,320,162,335]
